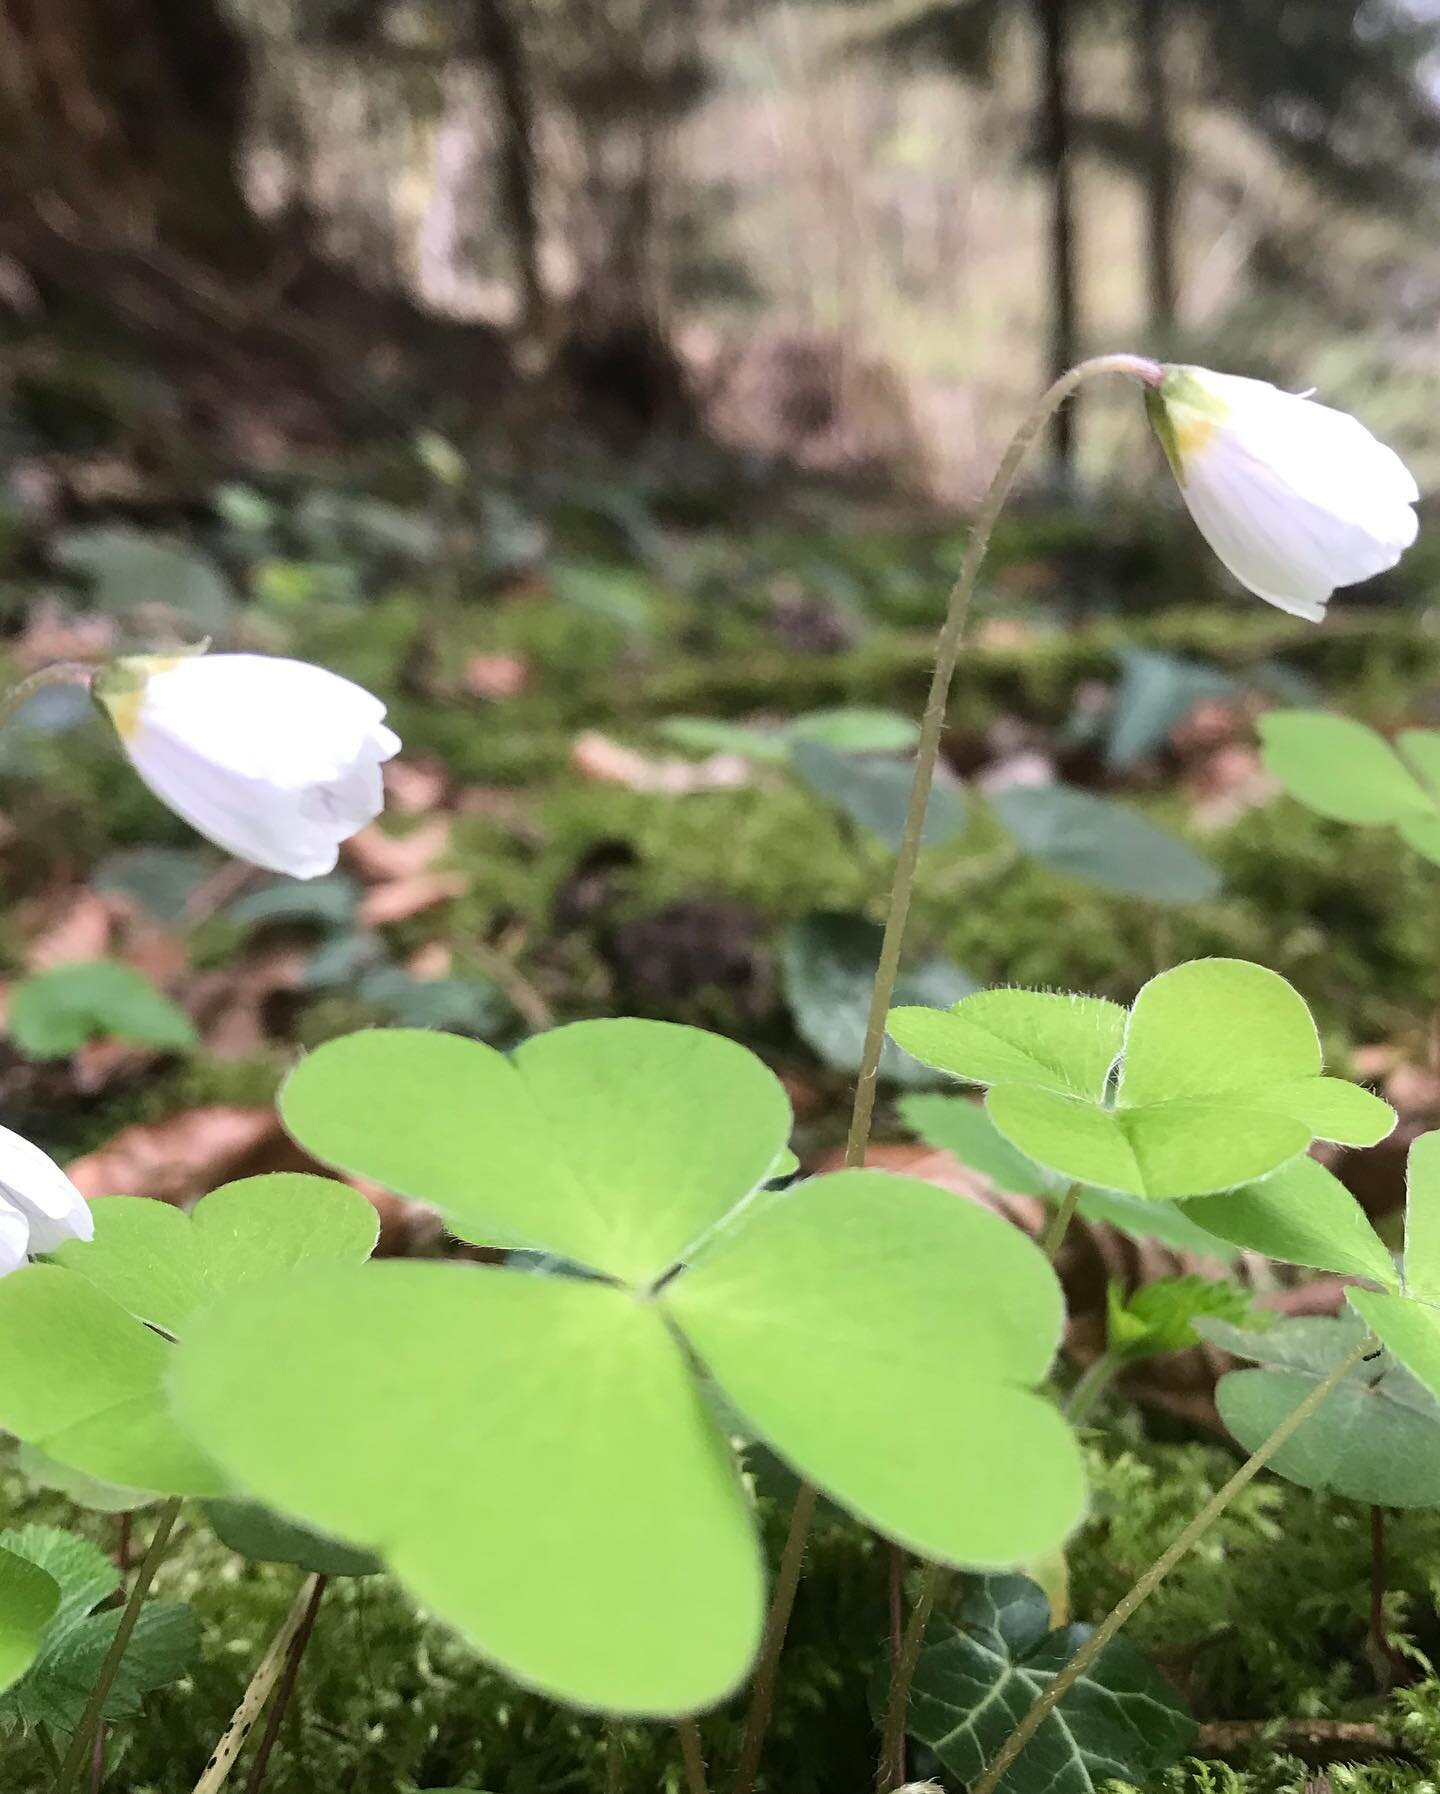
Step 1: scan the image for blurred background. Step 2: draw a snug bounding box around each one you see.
[7,0,1440,491]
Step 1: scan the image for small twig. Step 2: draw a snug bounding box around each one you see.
[1197,1719,1402,1760]
[1369,1507,1410,1689]
[191,1577,322,1794]
[604,1721,623,1794]
[242,1576,328,1794]
[470,937,553,1031]
[679,1720,709,1794]
[876,1568,945,1792]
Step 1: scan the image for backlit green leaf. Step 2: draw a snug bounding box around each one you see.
[888,991,1125,1098]
[665,1170,1083,1567]
[172,1261,763,1715]
[0,1267,224,1497]
[0,1552,59,1697]
[1183,1158,1397,1285]
[9,960,196,1060]
[1403,1131,1440,1305]
[280,1020,790,1286]
[53,1175,379,1336]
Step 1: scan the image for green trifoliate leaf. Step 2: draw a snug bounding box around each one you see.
[1181,1157,1397,1286]
[0,1525,197,1735]
[889,991,1125,1099]
[279,1020,791,1286]
[904,1573,1195,1794]
[171,1261,763,1716]
[52,1174,379,1337]
[781,913,978,1087]
[892,959,1393,1201]
[1106,1276,1252,1362]
[9,960,196,1060]
[898,1095,1238,1256]
[0,1266,224,1496]
[664,1170,1084,1567]
[1205,1313,1440,1508]
[0,1551,59,1697]
[988,782,1222,903]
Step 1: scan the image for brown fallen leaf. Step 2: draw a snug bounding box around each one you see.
[384,757,450,814]
[406,941,453,979]
[22,889,115,971]
[465,651,532,700]
[343,817,451,883]
[358,870,468,928]
[65,1106,283,1202]
[185,946,308,1060]
[571,730,750,794]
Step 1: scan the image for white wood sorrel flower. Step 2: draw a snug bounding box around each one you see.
[1147,366,1419,620]
[96,652,401,878]
[0,1126,91,1275]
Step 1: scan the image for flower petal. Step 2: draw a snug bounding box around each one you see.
[0,1126,92,1255]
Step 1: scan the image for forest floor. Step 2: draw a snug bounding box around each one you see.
[3,405,1440,1790]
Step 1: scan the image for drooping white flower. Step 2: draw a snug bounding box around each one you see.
[1147,366,1419,620]
[97,652,401,879]
[0,1126,92,1276]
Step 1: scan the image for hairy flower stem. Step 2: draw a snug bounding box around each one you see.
[732,359,1159,1794]
[52,1498,182,1794]
[876,1184,1083,1791]
[729,1483,818,1794]
[970,1335,1377,1794]
[0,663,97,731]
[842,355,1161,1168]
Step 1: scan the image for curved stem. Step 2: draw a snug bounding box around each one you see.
[679,1719,709,1794]
[732,353,1159,1794]
[842,353,1161,1170]
[877,1567,944,1792]
[0,663,97,731]
[1041,1183,1083,1261]
[730,1481,818,1794]
[52,1498,182,1794]
[1064,1350,1122,1425]
[970,1335,1377,1794]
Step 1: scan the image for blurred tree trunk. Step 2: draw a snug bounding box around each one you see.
[1135,0,1177,343]
[1035,0,1078,472]
[472,0,545,337]
[0,0,262,269]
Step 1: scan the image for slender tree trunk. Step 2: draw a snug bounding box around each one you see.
[0,0,259,268]
[1135,0,1177,342]
[472,0,545,336]
[1035,0,1078,472]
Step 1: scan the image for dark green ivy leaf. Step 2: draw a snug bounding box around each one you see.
[905,1574,1194,1794]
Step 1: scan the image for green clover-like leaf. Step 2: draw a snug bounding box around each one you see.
[0,1266,223,1496]
[170,1026,1085,1715]
[1181,1157,1397,1286]
[172,1261,764,1716]
[1205,1313,1440,1508]
[903,1573,1195,1794]
[279,1021,791,1285]
[898,1095,1238,1256]
[664,1169,1084,1567]
[52,1174,378,1336]
[890,960,1394,1200]
[0,1176,378,1497]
